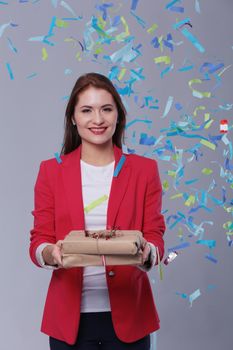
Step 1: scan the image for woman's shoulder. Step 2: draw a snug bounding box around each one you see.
[39,148,77,168]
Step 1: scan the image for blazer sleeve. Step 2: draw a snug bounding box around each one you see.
[142,160,166,264]
[29,161,56,267]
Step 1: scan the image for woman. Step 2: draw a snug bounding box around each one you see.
[29,72,166,350]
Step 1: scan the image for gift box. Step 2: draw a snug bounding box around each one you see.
[61,230,143,268]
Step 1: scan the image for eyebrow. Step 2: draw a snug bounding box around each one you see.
[80,104,114,109]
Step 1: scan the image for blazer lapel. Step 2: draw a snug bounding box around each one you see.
[61,144,131,230]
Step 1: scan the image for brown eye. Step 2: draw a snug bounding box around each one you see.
[82,109,91,113]
[103,108,112,112]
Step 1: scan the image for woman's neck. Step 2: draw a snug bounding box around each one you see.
[81,142,115,166]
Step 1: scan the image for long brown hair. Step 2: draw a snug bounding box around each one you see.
[61,72,127,155]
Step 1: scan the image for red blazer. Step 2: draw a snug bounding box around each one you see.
[29,144,165,345]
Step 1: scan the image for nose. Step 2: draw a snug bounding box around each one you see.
[92,109,104,124]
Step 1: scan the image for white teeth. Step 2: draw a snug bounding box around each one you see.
[90,128,106,130]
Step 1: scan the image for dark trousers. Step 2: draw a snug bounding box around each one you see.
[49,312,150,350]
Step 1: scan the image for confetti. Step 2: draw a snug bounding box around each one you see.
[113,155,126,177]
[195,0,201,13]
[131,0,139,11]
[54,152,62,164]
[162,96,173,118]
[84,195,108,214]
[189,289,201,306]
[6,62,14,80]
[181,28,205,53]
[42,47,48,60]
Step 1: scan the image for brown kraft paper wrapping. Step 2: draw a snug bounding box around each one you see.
[61,230,144,267]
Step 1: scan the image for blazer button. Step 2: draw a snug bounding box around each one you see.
[108,270,115,277]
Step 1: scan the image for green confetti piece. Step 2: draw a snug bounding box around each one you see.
[167,170,176,178]
[178,227,183,238]
[185,195,195,206]
[147,23,158,34]
[84,195,108,214]
[170,193,183,199]
[202,168,213,175]
[154,55,171,65]
[223,221,233,231]
[56,19,68,28]
[162,180,169,191]
[200,139,216,150]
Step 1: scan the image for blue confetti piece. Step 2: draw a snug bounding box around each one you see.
[196,239,216,248]
[140,133,156,145]
[181,28,205,53]
[168,242,191,252]
[48,16,56,36]
[175,103,183,110]
[26,73,37,79]
[6,62,14,80]
[165,0,181,9]
[169,6,184,13]
[189,289,201,306]
[51,0,58,7]
[60,0,77,17]
[131,0,139,11]
[113,155,126,177]
[151,36,160,48]
[54,152,62,164]
[7,37,17,53]
[112,15,121,26]
[195,0,201,13]
[205,254,218,263]
[130,10,146,28]
[176,292,188,299]
[173,18,191,29]
[178,65,194,72]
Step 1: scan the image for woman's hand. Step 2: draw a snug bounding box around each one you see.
[42,240,63,268]
[140,237,151,265]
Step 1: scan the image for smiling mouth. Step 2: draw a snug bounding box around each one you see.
[89,127,107,134]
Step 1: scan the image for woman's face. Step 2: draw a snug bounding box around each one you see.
[73,86,118,148]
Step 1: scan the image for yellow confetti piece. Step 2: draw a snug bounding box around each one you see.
[156,247,163,281]
[118,67,126,80]
[162,180,169,191]
[154,55,171,65]
[167,170,176,178]
[178,227,183,238]
[56,19,68,28]
[202,168,213,175]
[184,195,195,206]
[226,231,233,235]
[84,195,108,214]
[204,115,214,129]
[223,206,233,213]
[189,79,211,99]
[170,193,183,199]
[223,221,233,230]
[97,16,107,30]
[42,47,48,61]
[200,139,216,150]
[75,52,82,61]
[147,23,158,34]
[94,46,103,54]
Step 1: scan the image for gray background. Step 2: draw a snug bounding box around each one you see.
[0,1,232,349]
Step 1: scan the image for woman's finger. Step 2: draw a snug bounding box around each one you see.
[52,241,63,266]
[142,242,151,264]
